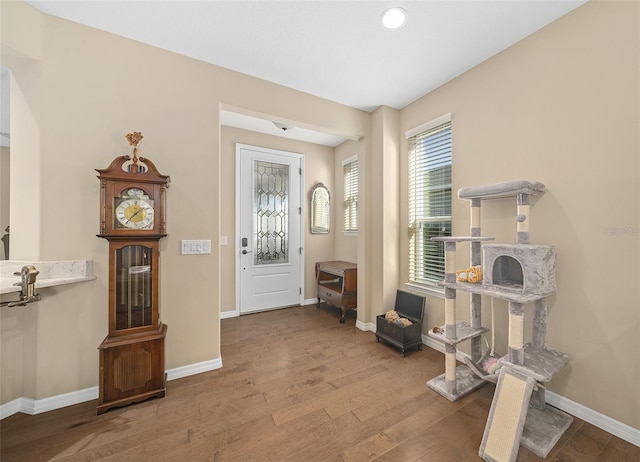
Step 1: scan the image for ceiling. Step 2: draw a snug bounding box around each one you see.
[7,1,586,147]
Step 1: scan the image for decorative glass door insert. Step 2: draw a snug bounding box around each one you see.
[253,160,289,265]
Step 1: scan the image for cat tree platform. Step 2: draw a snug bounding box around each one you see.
[500,344,570,383]
[427,365,487,402]
[521,405,573,458]
[427,321,488,345]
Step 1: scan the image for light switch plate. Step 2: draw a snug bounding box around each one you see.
[181,240,212,255]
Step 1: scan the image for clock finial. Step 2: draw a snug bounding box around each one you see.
[125,131,144,165]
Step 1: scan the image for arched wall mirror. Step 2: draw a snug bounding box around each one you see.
[310,183,330,234]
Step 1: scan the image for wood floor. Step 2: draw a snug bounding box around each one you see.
[1,305,638,462]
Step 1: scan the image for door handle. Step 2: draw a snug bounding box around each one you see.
[242,249,252,255]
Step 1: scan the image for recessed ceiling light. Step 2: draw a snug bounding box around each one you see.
[381,7,407,30]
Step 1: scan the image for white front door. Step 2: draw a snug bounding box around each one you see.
[236,144,304,314]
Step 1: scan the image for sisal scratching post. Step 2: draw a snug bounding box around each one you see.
[479,368,535,462]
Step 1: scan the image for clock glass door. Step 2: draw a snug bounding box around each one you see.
[115,244,153,330]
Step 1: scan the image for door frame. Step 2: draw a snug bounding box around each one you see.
[234,143,305,315]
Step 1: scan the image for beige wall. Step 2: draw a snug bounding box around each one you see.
[0,0,369,403]
[400,1,639,428]
[348,106,402,326]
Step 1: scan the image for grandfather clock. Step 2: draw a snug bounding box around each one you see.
[96,132,170,414]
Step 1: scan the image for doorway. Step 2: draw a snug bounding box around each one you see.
[236,144,304,314]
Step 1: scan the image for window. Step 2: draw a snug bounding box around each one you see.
[407,115,452,289]
[343,155,358,233]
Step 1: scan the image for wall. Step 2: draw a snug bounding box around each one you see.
[399,0,639,428]
[370,106,400,318]
[219,125,336,314]
[0,0,369,403]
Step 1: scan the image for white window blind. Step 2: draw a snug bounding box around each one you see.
[407,119,452,287]
[343,157,358,232]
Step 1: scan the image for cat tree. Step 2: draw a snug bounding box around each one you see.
[427,180,572,461]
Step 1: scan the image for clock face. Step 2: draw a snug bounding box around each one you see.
[114,188,155,230]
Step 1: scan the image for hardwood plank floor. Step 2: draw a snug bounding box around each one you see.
[1,305,638,461]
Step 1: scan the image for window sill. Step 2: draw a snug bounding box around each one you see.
[343,231,357,237]
[404,282,444,299]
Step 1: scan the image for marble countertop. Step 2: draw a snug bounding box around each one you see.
[0,260,96,295]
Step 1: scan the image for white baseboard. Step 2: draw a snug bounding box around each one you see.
[545,391,640,447]
[220,309,238,319]
[165,358,222,381]
[0,357,223,420]
[422,334,446,353]
[0,398,23,419]
[221,300,317,320]
[0,387,99,419]
[420,334,640,447]
[29,386,100,415]
[356,320,375,332]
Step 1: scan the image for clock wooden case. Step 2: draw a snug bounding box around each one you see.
[96,151,170,414]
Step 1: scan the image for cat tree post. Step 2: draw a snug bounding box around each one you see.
[531,298,547,350]
[530,298,548,410]
[508,302,525,365]
[444,242,457,336]
[516,193,531,244]
[444,242,458,394]
[470,198,483,362]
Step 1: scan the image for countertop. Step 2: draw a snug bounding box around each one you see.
[0,260,96,295]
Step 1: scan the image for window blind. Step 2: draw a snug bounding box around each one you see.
[343,157,358,232]
[408,120,452,286]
